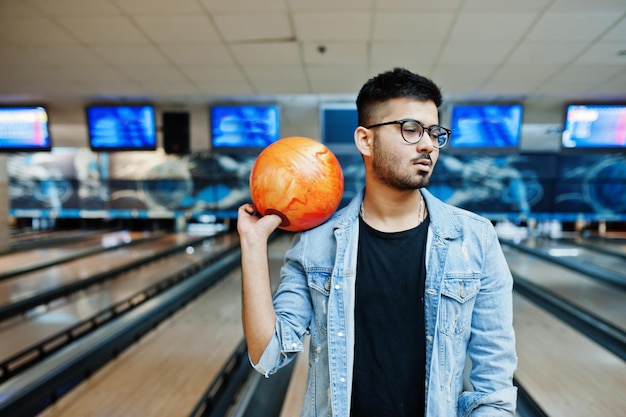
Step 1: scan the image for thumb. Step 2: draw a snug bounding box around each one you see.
[260,213,284,230]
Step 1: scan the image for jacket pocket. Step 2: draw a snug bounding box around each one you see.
[307,271,331,333]
[439,275,480,336]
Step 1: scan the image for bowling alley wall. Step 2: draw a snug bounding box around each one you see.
[6,99,626,228]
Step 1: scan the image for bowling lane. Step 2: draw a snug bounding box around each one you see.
[0,233,239,367]
[0,230,157,277]
[513,293,626,416]
[8,230,98,250]
[36,234,292,417]
[0,233,202,312]
[502,245,626,333]
[517,237,626,280]
[560,236,626,259]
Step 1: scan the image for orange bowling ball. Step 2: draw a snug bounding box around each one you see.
[250,136,344,232]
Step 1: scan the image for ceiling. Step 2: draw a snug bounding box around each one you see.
[0,0,625,105]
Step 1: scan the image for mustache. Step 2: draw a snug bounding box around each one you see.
[411,154,432,163]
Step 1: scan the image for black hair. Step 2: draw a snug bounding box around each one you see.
[356,67,443,126]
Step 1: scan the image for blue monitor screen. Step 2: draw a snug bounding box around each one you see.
[211,105,280,151]
[0,106,51,152]
[449,104,523,151]
[86,105,156,151]
[562,104,626,150]
[320,103,358,153]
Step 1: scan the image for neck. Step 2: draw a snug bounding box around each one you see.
[360,190,427,232]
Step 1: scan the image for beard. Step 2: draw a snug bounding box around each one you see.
[371,133,432,190]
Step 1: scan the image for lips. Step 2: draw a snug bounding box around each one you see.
[413,158,432,171]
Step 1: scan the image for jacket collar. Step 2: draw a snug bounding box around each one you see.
[335,188,463,240]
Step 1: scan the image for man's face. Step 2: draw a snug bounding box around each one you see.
[369,98,440,190]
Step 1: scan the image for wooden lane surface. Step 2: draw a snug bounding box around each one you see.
[0,233,202,310]
[8,230,96,247]
[0,233,240,363]
[504,246,626,332]
[36,233,293,417]
[513,293,626,416]
[520,238,626,278]
[0,230,152,275]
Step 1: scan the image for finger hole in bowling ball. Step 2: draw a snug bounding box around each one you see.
[265,209,290,228]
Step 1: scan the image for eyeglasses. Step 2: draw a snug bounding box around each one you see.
[363,119,451,149]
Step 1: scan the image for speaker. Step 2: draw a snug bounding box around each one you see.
[162,111,190,154]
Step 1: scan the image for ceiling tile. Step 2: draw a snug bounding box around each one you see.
[536,64,625,95]
[91,45,171,66]
[137,81,200,96]
[293,12,371,41]
[374,0,462,11]
[213,13,292,42]
[439,42,513,65]
[254,80,311,95]
[307,66,368,94]
[0,1,46,17]
[118,65,189,83]
[601,17,626,41]
[134,15,221,44]
[58,66,133,85]
[526,12,622,41]
[462,0,551,12]
[0,17,78,45]
[449,12,538,41]
[287,0,374,12]
[198,81,255,95]
[575,41,626,65]
[82,81,146,97]
[112,0,204,14]
[243,66,308,83]
[28,0,122,16]
[594,70,626,96]
[302,42,367,65]
[548,0,626,12]
[21,45,108,67]
[230,42,301,65]
[507,42,589,65]
[198,0,287,13]
[58,16,149,44]
[0,66,72,83]
[430,64,496,96]
[0,45,37,66]
[159,44,235,66]
[181,66,248,84]
[373,12,454,41]
[370,42,439,75]
[480,65,560,95]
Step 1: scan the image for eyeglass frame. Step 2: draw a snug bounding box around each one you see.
[363,118,451,149]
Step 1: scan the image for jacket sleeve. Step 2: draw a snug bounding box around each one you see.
[459,223,518,416]
[251,234,313,377]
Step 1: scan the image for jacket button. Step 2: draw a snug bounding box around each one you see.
[325,280,331,291]
[460,287,467,298]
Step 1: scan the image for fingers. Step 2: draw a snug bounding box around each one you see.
[238,203,282,229]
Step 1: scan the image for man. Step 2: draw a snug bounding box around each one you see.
[237,67,517,416]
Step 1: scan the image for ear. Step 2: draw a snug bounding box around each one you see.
[354,126,372,157]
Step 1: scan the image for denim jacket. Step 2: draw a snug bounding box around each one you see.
[253,188,517,417]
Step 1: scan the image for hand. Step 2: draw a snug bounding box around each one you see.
[237,203,283,244]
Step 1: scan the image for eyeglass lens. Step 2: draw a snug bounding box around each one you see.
[401,120,448,148]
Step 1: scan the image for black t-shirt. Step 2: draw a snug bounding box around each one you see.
[350,216,429,417]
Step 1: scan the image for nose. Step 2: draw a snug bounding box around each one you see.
[416,132,435,153]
